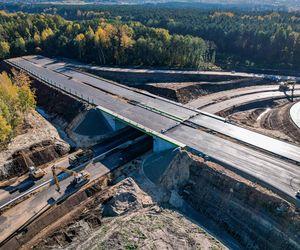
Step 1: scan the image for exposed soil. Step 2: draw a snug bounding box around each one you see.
[138,79,269,104]
[227,100,300,145]
[30,76,117,148]
[85,68,239,86]
[28,178,226,250]
[2,61,299,250]
[157,150,300,250]
[5,148,300,250]
[0,112,70,181]
[83,67,270,104]
[30,78,89,127]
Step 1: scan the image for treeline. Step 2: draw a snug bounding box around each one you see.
[130,10,300,69]
[5,4,299,70]
[0,70,36,143]
[113,9,300,69]
[0,11,216,69]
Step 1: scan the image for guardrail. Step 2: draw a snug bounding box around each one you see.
[6,59,187,148]
[0,136,144,211]
[96,105,186,148]
[7,59,227,127]
[76,67,227,123]
[6,60,96,105]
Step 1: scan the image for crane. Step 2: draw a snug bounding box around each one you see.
[51,165,90,192]
[20,151,45,179]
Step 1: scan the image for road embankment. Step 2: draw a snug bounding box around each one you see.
[145,149,300,250]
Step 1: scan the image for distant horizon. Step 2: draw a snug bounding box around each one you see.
[0,0,299,11]
[0,0,299,4]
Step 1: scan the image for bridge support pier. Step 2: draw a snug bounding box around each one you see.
[153,137,178,152]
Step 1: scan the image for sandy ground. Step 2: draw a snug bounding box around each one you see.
[228,101,300,145]
[31,177,227,250]
[0,112,68,165]
[0,112,69,178]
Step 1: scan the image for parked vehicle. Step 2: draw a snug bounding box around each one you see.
[69,149,94,167]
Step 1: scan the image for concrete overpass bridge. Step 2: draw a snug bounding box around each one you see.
[5,56,300,205]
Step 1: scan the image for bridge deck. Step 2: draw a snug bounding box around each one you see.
[5,56,300,203]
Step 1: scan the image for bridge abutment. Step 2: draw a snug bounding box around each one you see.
[100,111,127,131]
[153,137,178,152]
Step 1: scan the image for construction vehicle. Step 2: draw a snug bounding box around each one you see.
[51,165,90,192]
[69,149,94,167]
[20,151,45,179]
[29,166,46,179]
[278,80,296,92]
[279,81,290,92]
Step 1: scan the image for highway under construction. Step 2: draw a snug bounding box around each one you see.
[1,55,300,249]
[4,55,300,204]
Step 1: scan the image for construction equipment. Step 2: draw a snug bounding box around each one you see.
[29,166,46,179]
[279,81,290,92]
[69,149,94,167]
[51,165,90,192]
[278,80,296,92]
[20,151,45,179]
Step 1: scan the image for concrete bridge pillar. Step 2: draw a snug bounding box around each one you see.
[153,137,178,152]
[101,111,127,131]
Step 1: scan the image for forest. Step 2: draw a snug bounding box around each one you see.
[0,11,216,69]
[0,70,36,143]
[1,4,299,70]
[126,9,300,70]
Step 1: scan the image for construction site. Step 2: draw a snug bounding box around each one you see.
[0,56,299,250]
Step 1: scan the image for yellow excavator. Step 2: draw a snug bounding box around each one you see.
[51,165,90,192]
[20,151,46,179]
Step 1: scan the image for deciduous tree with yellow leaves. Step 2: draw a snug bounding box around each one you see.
[0,70,36,143]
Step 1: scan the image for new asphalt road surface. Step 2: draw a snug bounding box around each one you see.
[5,56,300,204]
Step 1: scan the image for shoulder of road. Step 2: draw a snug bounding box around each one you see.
[5,55,300,205]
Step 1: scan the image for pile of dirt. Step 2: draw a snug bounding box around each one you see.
[228,108,266,127]
[0,112,70,181]
[101,178,153,217]
[31,177,226,250]
[158,150,300,249]
[85,208,226,250]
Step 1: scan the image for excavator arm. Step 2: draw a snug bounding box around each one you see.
[51,165,90,193]
[51,167,61,192]
[51,165,78,192]
[21,151,45,179]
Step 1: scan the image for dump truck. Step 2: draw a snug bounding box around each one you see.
[69,149,94,167]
